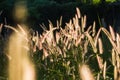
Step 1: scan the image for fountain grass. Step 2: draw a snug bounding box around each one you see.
[1,7,120,80]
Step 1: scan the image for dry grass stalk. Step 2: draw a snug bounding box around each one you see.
[81,16,86,32]
[43,48,49,60]
[114,66,117,80]
[96,55,103,70]
[83,41,88,54]
[94,28,102,47]
[55,31,61,44]
[73,15,80,30]
[116,33,120,52]
[75,35,82,46]
[85,32,97,53]
[92,21,96,37]
[86,25,92,33]
[98,38,103,54]
[76,7,81,18]
[81,15,86,30]
[17,24,27,35]
[109,26,115,41]
[101,28,118,53]
[103,61,107,79]
[5,25,19,33]
[112,49,115,66]
[97,72,100,80]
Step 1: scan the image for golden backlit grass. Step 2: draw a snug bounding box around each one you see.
[31,7,120,79]
[3,7,120,80]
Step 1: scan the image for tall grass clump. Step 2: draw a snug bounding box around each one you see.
[31,7,120,80]
[30,8,97,80]
[31,7,100,80]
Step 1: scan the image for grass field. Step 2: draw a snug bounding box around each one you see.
[1,7,119,80]
[0,0,120,79]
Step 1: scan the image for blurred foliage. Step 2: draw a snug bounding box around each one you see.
[0,0,118,32]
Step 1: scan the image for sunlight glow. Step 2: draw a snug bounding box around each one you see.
[8,27,35,80]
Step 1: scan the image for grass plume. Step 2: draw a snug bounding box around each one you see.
[79,64,94,80]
